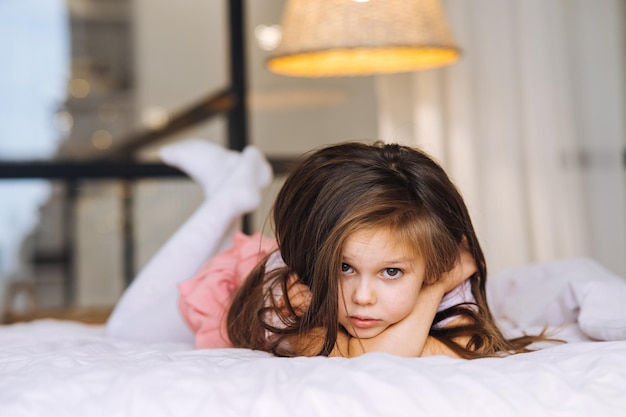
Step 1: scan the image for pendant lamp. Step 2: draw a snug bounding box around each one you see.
[267,0,461,77]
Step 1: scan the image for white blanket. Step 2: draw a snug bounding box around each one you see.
[0,320,625,417]
[1,257,626,417]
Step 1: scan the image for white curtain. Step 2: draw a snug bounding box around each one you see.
[377,0,626,276]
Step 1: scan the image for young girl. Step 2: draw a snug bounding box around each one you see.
[107,140,543,358]
[226,141,542,359]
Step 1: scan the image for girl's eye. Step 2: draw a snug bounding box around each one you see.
[382,268,403,279]
[341,263,354,274]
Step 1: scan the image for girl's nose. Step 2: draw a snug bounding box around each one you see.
[352,278,376,305]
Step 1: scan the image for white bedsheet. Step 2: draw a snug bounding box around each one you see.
[2,257,626,417]
[0,320,624,417]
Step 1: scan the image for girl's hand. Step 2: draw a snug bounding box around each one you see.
[282,274,311,316]
[340,240,478,358]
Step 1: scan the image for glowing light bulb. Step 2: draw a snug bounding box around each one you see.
[69,78,90,98]
[141,106,169,130]
[92,129,113,150]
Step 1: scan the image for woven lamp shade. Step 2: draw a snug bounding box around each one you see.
[268,0,461,77]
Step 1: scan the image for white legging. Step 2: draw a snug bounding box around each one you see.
[105,140,272,343]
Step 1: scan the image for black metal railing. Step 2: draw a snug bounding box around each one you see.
[0,0,295,306]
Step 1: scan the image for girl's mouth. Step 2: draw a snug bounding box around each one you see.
[349,316,379,329]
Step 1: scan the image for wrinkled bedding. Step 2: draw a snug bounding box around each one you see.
[1,258,626,417]
[0,320,625,417]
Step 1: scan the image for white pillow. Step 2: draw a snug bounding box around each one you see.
[574,279,626,341]
[488,258,626,341]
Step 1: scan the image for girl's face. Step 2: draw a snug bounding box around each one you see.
[338,227,425,339]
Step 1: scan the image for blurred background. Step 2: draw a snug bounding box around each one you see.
[0,0,624,323]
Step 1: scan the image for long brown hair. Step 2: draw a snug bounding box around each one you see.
[227,141,544,358]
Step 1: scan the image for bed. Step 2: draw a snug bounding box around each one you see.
[1,141,625,417]
[1,282,625,417]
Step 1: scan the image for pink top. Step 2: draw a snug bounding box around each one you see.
[178,232,475,349]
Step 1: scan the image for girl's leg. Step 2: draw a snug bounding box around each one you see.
[105,140,272,343]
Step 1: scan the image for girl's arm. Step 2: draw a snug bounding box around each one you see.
[284,244,476,357]
[336,245,477,358]
[336,283,445,357]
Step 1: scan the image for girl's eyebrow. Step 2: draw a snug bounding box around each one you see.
[381,258,411,265]
[341,254,412,265]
